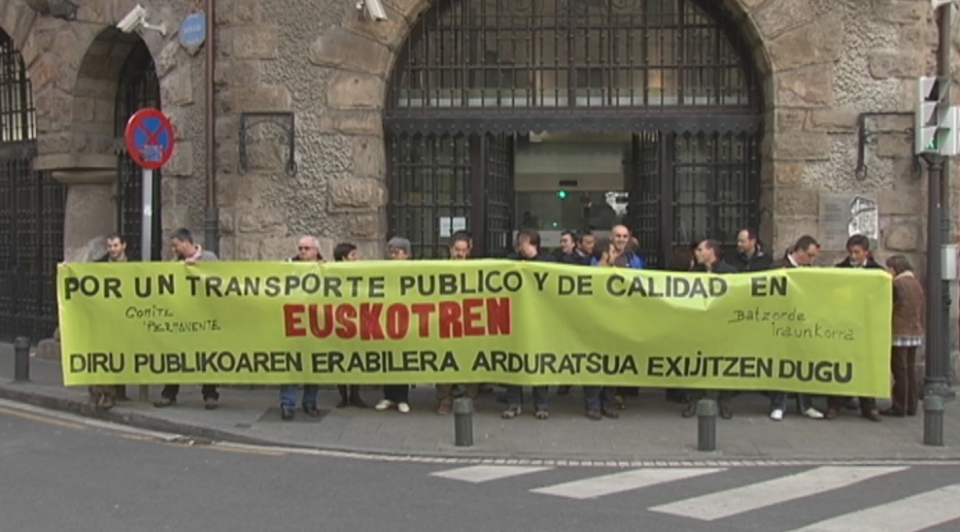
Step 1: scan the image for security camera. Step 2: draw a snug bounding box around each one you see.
[117,4,146,33]
[356,0,388,21]
[116,4,168,36]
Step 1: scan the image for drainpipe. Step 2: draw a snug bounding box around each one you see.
[203,0,219,255]
[937,3,955,390]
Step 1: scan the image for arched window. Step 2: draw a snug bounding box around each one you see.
[115,39,161,261]
[386,0,761,264]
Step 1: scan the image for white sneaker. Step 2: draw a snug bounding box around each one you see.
[397,402,410,414]
[803,407,825,419]
[375,399,394,411]
[770,408,784,421]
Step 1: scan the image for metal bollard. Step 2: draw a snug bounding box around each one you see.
[696,398,718,452]
[923,395,945,447]
[13,336,30,382]
[453,397,474,447]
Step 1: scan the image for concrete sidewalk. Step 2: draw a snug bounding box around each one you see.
[2,343,959,462]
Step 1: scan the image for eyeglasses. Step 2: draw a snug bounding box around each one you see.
[298,246,314,251]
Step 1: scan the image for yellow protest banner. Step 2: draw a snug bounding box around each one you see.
[57,260,892,396]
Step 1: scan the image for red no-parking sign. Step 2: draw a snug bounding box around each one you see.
[124,108,176,170]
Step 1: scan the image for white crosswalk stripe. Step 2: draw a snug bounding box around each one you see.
[427,464,960,531]
[530,467,725,500]
[649,466,908,521]
[430,465,553,483]
[784,483,960,532]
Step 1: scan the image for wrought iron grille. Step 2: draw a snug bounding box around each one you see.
[627,132,662,267]
[387,0,759,133]
[0,31,66,341]
[483,133,513,257]
[672,131,759,259]
[386,133,472,258]
[115,40,161,261]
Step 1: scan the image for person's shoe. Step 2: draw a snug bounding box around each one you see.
[374,399,394,411]
[397,402,411,414]
[280,407,295,421]
[501,406,521,419]
[681,403,697,418]
[863,410,882,422]
[534,408,549,420]
[770,408,784,421]
[881,408,905,417]
[803,407,824,419]
[557,386,572,396]
[602,408,619,420]
[349,396,368,408]
[437,400,452,415]
[153,398,176,408]
[824,408,839,420]
[586,410,602,421]
[303,405,321,417]
[204,398,219,410]
[719,405,733,420]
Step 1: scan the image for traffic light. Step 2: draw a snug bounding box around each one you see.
[915,76,958,156]
[557,190,568,199]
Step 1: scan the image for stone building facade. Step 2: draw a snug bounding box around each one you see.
[0,0,958,347]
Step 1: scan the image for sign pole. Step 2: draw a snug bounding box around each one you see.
[139,167,154,403]
[124,107,176,404]
[141,168,154,263]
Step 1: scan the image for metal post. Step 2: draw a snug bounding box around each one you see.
[923,395,945,446]
[203,0,220,255]
[141,168,153,260]
[696,399,717,452]
[453,397,474,447]
[937,2,956,393]
[13,336,30,382]
[923,154,951,398]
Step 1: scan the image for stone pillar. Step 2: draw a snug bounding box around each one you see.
[51,166,118,263]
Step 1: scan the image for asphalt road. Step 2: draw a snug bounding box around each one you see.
[2,400,960,532]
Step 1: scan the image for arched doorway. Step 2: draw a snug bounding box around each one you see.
[0,30,67,340]
[385,0,762,266]
[114,39,161,261]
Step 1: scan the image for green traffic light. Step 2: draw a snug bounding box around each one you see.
[557,190,568,199]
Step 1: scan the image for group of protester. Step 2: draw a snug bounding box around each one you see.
[86,224,926,427]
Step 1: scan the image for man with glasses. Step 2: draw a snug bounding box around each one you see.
[278,236,325,420]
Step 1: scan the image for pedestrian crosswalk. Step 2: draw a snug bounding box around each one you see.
[429,464,960,531]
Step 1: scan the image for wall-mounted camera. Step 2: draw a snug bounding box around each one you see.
[117,4,168,36]
[356,0,388,22]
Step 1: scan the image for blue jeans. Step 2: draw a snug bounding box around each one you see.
[584,386,614,411]
[505,385,548,410]
[279,385,318,409]
[769,392,812,413]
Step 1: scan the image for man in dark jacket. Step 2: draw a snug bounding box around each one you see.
[278,236,325,420]
[727,228,773,272]
[557,230,591,265]
[768,235,825,421]
[683,239,737,418]
[503,229,554,420]
[824,234,883,421]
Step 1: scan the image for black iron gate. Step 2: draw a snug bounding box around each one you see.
[115,39,162,261]
[0,31,66,341]
[385,0,763,266]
